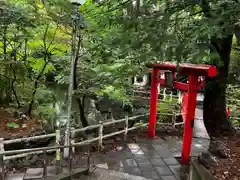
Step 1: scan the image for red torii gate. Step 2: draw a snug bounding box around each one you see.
[146,62,217,164]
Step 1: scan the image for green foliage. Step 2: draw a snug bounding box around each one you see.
[0,0,70,116]
[35,87,56,105]
[7,122,20,128]
[229,36,240,84]
[157,97,180,123]
[36,104,57,131]
[157,97,177,113]
[1,0,240,130]
[229,49,240,83]
[227,85,240,126]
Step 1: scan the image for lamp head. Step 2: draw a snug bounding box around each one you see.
[69,0,86,5]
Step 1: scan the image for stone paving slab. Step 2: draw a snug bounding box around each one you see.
[6,173,25,180]
[24,168,43,180]
[103,143,183,179]
[22,167,71,180]
[79,168,151,180]
[194,107,210,139]
[101,136,208,180]
[5,136,208,180]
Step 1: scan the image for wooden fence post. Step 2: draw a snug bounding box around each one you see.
[124,115,129,141]
[178,91,182,104]
[68,142,73,179]
[87,143,91,174]
[98,121,103,151]
[0,138,5,180]
[163,88,166,101]
[55,130,61,174]
[172,111,176,127]
[110,108,114,121]
[63,130,69,159]
[43,149,47,180]
[71,127,75,154]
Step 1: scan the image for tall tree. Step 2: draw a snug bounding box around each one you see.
[83,0,240,138]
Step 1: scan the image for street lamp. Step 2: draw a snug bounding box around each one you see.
[64,0,86,158]
[0,0,6,10]
[69,0,86,5]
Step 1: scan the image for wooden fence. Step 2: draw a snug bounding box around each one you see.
[0,114,152,180]
[0,114,151,161]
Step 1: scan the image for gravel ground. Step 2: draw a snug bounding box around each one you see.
[209,135,240,180]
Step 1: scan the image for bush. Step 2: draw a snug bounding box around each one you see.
[226,85,240,126]
[156,97,180,127]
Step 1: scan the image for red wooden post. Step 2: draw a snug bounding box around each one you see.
[226,107,230,118]
[148,68,159,138]
[181,93,188,123]
[181,74,198,164]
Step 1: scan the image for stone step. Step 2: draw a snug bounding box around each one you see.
[5,166,87,180]
[88,168,152,180]
[6,173,25,180]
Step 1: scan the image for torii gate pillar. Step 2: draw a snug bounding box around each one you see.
[147,62,217,164]
[148,68,160,138]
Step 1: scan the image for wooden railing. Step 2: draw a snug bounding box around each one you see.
[0,114,152,180]
[0,112,213,180]
[0,114,150,161]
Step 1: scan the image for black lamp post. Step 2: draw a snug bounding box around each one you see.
[64,0,86,158]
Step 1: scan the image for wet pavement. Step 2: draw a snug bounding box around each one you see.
[6,136,209,180]
[79,168,151,180]
[5,102,210,180]
[101,137,208,180]
[77,94,209,180]
[72,136,209,180]
[193,107,210,139]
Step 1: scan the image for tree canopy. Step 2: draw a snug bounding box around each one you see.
[0,0,240,134]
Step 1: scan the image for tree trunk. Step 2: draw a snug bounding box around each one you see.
[72,34,89,127]
[10,53,21,109]
[76,96,89,127]
[28,54,49,116]
[3,26,11,103]
[203,35,235,138]
[73,64,89,127]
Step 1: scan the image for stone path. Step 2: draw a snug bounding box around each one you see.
[193,106,210,139]
[103,142,186,180]
[5,136,209,180]
[80,168,151,180]
[96,137,209,180]
[6,167,151,180]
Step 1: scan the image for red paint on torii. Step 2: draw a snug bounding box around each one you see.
[147,62,217,165]
[147,62,216,77]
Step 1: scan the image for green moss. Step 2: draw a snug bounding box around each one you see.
[156,97,180,127]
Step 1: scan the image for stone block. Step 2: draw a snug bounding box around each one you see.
[161,175,178,180]
[127,144,141,150]
[149,158,166,166]
[141,170,160,180]
[122,159,137,167]
[155,166,173,176]
[6,173,25,180]
[24,168,43,180]
[163,157,179,165]
[138,161,154,171]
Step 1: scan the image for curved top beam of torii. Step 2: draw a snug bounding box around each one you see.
[146,62,217,78]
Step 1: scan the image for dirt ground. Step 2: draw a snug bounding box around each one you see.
[0,107,43,139]
[210,135,240,180]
